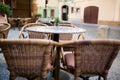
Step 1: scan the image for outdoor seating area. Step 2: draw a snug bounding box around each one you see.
[0,20,120,80]
[0,0,120,80]
[8,16,39,30]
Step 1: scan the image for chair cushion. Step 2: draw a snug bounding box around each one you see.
[65,53,75,69]
[46,62,53,71]
[46,56,53,71]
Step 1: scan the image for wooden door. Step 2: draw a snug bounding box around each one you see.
[50,9,54,18]
[11,0,31,17]
[84,6,99,24]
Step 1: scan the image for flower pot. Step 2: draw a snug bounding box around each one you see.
[55,23,59,26]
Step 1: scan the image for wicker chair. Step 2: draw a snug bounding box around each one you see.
[61,39,120,80]
[59,23,75,41]
[59,23,85,67]
[59,23,85,40]
[0,23,11,39]
[0,39,59,80]
[8,18,17,29]
[19,23,47,39]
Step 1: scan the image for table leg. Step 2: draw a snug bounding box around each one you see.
[53,34,60,80]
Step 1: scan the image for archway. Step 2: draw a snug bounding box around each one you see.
[62,5,69,21]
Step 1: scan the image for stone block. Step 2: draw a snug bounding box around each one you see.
[96,25,110,39]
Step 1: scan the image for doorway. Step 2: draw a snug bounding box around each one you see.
[43,9,47,18]
[84,6,99,24]
[62,5,69,21]
[50,9,54,18]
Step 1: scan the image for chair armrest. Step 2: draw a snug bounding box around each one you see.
[77,33,85,40]
[52,46,58,66]
[60,47,67,69]
[48,34,54,40]
[19,27,28,38]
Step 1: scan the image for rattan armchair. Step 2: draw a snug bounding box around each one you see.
[59,23,85,40]
[59,23,77,51]
[59,23,75,41]
[61,39,120,80]
[18,23,47,39]
[59,23,85,67]
[8,18,17,29]
[0,23,11,38]
[0,39,59,80]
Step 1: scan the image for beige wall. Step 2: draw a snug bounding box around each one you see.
[36,0,120,22]
[36,0,59,7]
[113,0,120,21]
[36,0,45,7]
[74,0,119,21]
[119,4,120,20]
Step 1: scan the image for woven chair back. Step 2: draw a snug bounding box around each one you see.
[0,39,58,80]
[62,40,120,80]
[59,24,75,40]
[19,23,47,38]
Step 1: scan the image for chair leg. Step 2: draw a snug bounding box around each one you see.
[10,76,14,80]
[42,78,46,80]
[60,47,66,68]
[104,76,107,80]
[10,73,16,80]
[85,77,89,80]
[74,76,78,80]
[27,78,33,80]
[98,76,101,80]
[82,77,89,80]
[50,77,55,80]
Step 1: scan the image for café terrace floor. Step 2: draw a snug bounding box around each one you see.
[0,20,120,80]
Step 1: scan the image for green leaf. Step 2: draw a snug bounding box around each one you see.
[0,2,11,16]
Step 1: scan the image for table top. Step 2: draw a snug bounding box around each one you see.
[26,26,86,34]
[0,23,4,27]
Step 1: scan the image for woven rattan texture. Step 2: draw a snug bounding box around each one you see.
[62,40,120,80]
[19,23,47,38]
[0,39,58,80]
[0,23,11,38]
[59,24,75,40]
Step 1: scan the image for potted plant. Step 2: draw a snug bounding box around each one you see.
[54,17,60,26]
[0,2,10,17]
[36,13,42,18]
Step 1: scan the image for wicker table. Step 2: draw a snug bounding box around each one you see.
[26,26,86,80]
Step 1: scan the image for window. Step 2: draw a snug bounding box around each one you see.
[76,8,80,13]
[71,7,74,13]
[50,9,54,18]
[43,9,47,18]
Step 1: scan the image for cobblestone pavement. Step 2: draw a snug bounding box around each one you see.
[0,20,120,80]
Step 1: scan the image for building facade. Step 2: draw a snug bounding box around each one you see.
[37,0,120,25]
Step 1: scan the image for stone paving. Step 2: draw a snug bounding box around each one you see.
[0,21,120,80]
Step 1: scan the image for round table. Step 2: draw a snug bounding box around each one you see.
[26,26,86,80]
[26,26,86,34]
